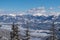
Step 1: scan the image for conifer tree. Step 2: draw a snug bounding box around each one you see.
[24,21,30,40]
[10,23,20,40]
[49,21,57,40]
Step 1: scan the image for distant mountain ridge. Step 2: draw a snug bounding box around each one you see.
[0,14,60,23]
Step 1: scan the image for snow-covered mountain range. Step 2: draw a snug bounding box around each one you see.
[0,7,60,40]
[0,14,60,23]
[0,14,60,30]
[0,14,60,40]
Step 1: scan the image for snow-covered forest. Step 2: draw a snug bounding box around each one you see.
[0,15,60,40]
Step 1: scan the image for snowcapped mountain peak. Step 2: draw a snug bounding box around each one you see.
[19,14,24,16]
[9,14,16,17]
[32,13,48,17]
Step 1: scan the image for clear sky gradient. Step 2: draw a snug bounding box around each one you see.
[0,0,60,11]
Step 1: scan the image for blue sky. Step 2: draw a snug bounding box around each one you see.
[0,0,60,11]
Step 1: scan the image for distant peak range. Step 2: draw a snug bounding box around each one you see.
[0,13,59,17]
[0,13,60,23]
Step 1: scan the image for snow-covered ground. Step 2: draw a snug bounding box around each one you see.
[0,25,51,40]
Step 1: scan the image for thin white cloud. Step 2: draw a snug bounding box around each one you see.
[26,7,46,15]
[26,7,60,16]
[0,7,60,16]
[58,6,60,8]
[49,7,54,10]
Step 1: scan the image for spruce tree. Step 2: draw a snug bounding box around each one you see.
[49,21,57,40]
[24,21,30,40]
[10,23,20,40]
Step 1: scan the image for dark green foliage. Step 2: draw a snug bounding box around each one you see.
[49,21,57,40]
[10,23,20,40]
